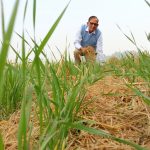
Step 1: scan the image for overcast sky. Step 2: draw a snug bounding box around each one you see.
[0,0,150,61]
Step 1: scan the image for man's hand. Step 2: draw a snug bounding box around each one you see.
[81,46,96,62]
[79,47,84,53]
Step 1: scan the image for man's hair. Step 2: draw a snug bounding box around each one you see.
[88,16,99,22]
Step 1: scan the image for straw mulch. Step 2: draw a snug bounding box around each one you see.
[0,103,40,150]
[0,76,150,150]
[67,76,150,150]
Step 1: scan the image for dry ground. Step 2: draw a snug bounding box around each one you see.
[67,76,150,150]
[0,76,150,150]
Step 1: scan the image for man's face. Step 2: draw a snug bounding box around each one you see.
[87,18,99,33]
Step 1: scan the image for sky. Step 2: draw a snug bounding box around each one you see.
[0,0,150,61]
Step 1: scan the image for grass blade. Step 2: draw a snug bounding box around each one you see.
[71,122,147,150]
[0,0,5,40]
[18,85,33,150]
[0,133,4,150]
[0,0,19,92]
[145,0,150,7]
[23,0,28,23]
[36,0,71,57]
[33,0,36,32]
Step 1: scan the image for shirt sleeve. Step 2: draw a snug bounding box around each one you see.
[74,26,82,49]
[96,33,106,63]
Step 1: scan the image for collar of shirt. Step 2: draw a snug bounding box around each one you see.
[85,26,96,34]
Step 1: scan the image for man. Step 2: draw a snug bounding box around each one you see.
[74,16,105,64]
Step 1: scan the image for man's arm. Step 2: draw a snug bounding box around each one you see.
[74,26,82,50]
[96,33,106,63]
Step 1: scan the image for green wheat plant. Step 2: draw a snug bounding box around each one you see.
[0,0,149,150]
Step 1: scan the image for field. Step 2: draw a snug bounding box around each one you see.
[0,0,150,150]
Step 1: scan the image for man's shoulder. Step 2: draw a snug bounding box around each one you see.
[80,24,88,33]
[96,28,101,32]
[81,24,87,28]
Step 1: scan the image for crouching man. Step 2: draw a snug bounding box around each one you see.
[74,16,105,64]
